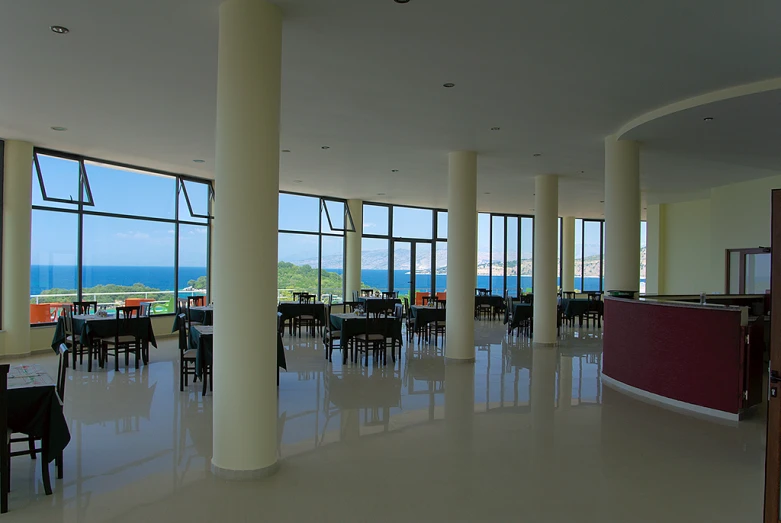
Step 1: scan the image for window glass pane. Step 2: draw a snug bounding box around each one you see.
[640,221,647,293]
[437,211,448,239]
[415,242,432,298]
[583,221,602,291]
[179,224,208,308]
[574,219,583,291]
[436,241,448,295]
[492,216,505,296]
[521,217,534,293]
[363,204,389,236]
[601,222,606,291]
[31,210,79,323]
[278,233,319,300]
[321,200,345,235]
[729,251,741,294]
[81,216,176,314]
[477,213,490,288]
[745,252,771,294]
[33,154,81,208]
[179,179,210,223]
[557,218,561,290]
[362,238,389,292]
[321,236,344,303]
[393,241,411,300]
[507,218,518,298]
[393,206,432,239]
[279,194,319,232]
[85,161,176,219]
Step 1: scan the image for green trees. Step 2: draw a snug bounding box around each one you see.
[187,276,208,289]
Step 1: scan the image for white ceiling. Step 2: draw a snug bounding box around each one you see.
[1,0,780,218]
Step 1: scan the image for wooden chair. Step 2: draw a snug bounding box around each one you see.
[101,306,142,371]
[354,303,389,365]
[61,305,86,370]
[323,304,342,362]
[585,292,602,328]
[177,313,198,391]
[403,297,416,341]
[428,309,446,346]
[389,303,404,360]
[9,345,68,497]
[139,302,152,317]
[296,293,318,337]
[73,301,97,315]
[561,291,576,299]
[188,295,205,308]
[381,291,397,299]
[342,301,360,313]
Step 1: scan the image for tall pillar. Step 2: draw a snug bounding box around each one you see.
[533,175,558,345]
[2,141,33,356]
[446,151,477,362]
[345,199,363,303]
[604,136,640,293]
[212,0,282,479]
[561,216,575,292]
[644,204,664,294]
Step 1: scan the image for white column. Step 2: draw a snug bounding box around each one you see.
[604,136,640,293]
[2,141,32,356]
[561,216,575,292]
[446,151,477,362]
[644,204,664,294]
[533,175,558,345]
[212,0,282,479]
[345,199,363,303]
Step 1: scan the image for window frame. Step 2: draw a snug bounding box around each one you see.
[34,152,95,207]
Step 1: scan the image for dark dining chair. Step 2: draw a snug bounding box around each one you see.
[178,313,198,391]
[188,295,205,308]
[323,303,342,362]
[354,305,390,365]
[73,301,98,315]
[100,306,142,371]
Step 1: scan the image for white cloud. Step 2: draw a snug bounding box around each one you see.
[364,222,376,229]
[116,231,150,240]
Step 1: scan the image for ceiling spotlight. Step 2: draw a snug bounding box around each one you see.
[377,192,386,196]
[282,149,291,153]
[50,25,69,34]
[321,146,330,150]
[193,159,206,163]
[491,127,501,131]
[580,170,585,174]
[394,0,410,3]
[294,180,303,183]
[391,169,399,173]
[50,126,67,131]
[600,200,604,203]
[703,117,714,122]
[484,192,491,195]
[443,83,455,88]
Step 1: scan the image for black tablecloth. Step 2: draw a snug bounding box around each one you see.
[475,295,505,310]
[330,314,403,346]
[411,306,446,331]
[172,307,213,332]
[358,297,402,312]
[560,299,603,321]
[52,315,157,352]
[506,303,533,329]
[277,302,326,325]
[189,326,287,378]
[8,386,70,463]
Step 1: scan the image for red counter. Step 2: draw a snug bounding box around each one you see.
[602,297,763,420]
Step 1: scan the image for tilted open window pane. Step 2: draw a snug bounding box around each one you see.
[34,153,93,207]
[322,199,355,233]
[85,160,176,219]
[180,179,211,222]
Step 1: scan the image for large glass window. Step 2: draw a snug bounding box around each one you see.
[362,238,389,293]
[393,206,433,239]
[363,204,389,236]
[573,219,605,293]
[640,221,647,293]
[491,216,505,297]
[520,217,534,293]
[30,149,212,323]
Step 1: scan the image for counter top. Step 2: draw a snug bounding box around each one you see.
[605,296,749,325]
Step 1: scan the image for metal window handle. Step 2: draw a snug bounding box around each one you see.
[771,370,781,384]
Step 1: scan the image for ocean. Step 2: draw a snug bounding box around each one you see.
[31,265,207,295]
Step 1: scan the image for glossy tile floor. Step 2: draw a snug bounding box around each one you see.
[3,321,767,522]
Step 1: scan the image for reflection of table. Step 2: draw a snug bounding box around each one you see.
[411,306,446,331]
[51,315,157,371]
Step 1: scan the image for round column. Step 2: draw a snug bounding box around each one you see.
[445,151,477,362]
[345,199,363,303]
[2,141,32,356]
[604,136,640,293]
[561,216,575,292]
[212,0,282,479]
[533,175,558,345]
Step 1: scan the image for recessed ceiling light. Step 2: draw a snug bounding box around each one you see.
[50,26,69,34]
[703,117,714,122]
[394,0,410,3]
[294,180,303,183]
[50,126,67,131]
[484,192,491,195]
[580,170,585,174]
[600,200,604,203]
[193,159,205,163]
[377,193,386,196]
[443,83,455,88]
[391,169,399,173]
[282,149,291,153]
[321,146,330,150]
[491,127,501,131]
[533,153,542,157]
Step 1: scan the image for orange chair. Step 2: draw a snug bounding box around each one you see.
[436,292,446,302]
[415,292,430,306]
[125,298,155,308]
[30,304,52,324]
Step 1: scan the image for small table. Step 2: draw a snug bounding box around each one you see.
[277,302,326,335]
[329,313,403,362]
[410,306,446,331]
[560,298,603,327]
[505,302,533,332]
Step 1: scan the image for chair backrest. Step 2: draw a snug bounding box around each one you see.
[394,303,404,320]
[57,344,68,402]
[324,303,333,335]
[562,291,576,299]
[301,294,315,304]
[361,289,373,297]
[116,306,140,339]
[381,291,396,300]
[188,295,205,307]
[352,291,359,302]
[177,313,188,353]
[62,306,74,336]
[73,301,97,315]
[139,302,152,317]
[177,297,188,314]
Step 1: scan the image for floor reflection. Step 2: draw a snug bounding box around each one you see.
[1,320,766,522]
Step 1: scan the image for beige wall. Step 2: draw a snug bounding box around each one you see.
[647,173,781,294]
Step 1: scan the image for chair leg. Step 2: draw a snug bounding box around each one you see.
[41,441,52,496]
[28,436,36,460]
[56,452,63,480]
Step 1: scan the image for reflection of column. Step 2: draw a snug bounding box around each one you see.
[531,345,557,497]
[446,151,477,361]
[2,140,32,355]
[559,355,573,411]
[212,0,282,478]
[562,216,575,292]
[340,409,360,442]
[345,199,363,302]
[604,135,640,293]
[445,363,475,451]
[533,175,559,344]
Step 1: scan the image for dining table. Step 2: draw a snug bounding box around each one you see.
[410,305,446,332]
[6,364,71,491]
[559,298,603,327]
[475,294,505,312]
[277,301,327,335]
[504,302,533,331]
[51,314,157,371]
[329,313,404,350]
